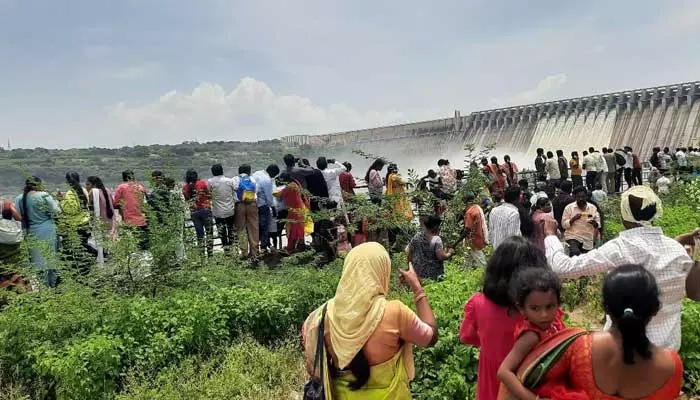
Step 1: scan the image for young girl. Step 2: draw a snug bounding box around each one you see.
[459,237,550,400]
[497,267,565,400]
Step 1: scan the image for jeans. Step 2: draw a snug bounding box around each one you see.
[605,171,616,194]
[215,215,236,249]
[258,205,271,250]
[191,209,214,257]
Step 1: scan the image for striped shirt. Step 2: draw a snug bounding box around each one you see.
[545,227,694,350]
[488,202,521,249]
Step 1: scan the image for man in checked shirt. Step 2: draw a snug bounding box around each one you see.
[543,185,700,351]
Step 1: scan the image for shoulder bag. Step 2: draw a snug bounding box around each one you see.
[304,304,328,400]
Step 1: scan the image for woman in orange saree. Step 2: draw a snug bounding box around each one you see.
[498,265,684,400]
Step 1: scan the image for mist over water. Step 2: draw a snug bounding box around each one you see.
[295,83,700,175]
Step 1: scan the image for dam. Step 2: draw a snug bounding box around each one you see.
[282,81,700,168]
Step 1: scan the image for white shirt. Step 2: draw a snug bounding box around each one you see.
[321,162,346,203]
[657,176,671,194]
[530,191,549,209]
[591,189,607,203]
[545,158,561,180]
[663,152,672,166]
[207,175,238,218]
[594,152,607,173]
[545,227,694,350]
[676,151,688,167]
[488,202,521,249]
[583,154,597,172]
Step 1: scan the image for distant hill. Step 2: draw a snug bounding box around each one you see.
[0,140,310,197]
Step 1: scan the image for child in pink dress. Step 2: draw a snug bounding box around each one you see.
[459,236,551,400]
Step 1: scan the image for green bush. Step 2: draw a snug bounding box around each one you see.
[681,300,700,391]
[0,266,339,400]
[117,338,305,400]
[407,266,482,400]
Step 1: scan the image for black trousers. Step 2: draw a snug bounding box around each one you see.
[215,215,236,248]
[632,168,643,186]
[571,175,583,188]
[624,168,633,189]
[585,172,598,191]
[615,169,624,193]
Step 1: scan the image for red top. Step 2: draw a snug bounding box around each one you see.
[182,180,211,211]
[513,308,566,341]
[540,334,683,400]
[339,171,356,197]
[114,182,147,227]
[632,154,642,169]
[460,293,520,400]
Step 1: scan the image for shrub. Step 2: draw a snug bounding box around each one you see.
[0,266,339,400]
[681,300,700,391]
[116,338,305,400]
[407,266,483,399]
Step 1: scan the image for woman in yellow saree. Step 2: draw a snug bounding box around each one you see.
[302,242,438,399]
[385,164,414,222]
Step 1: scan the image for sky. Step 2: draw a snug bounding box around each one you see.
[1,0,700,149]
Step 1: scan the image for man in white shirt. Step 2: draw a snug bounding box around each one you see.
[252,164,279,252]
[561,186,600,255]
[208,164,238,252]
[317,157,346,205]
[583,149,598,191]
[545,151,560,185]
[488,186,522,249]
[656,174,671,195]
[544,185,700,350]
[676,148,688,173]
[592,147,607,188]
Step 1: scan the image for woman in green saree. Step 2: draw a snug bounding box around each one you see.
[302,242,439,399]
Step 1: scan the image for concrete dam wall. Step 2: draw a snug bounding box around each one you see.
[282,81,700,168]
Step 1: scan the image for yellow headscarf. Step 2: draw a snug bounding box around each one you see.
[327,242,391,369]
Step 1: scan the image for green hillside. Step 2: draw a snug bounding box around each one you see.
[0,140,307,196]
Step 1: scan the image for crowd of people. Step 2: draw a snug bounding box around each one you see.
[297,146,700,399]
[303,187,699,400]
[1,143,699,398]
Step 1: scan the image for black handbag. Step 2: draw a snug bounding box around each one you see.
[303,304,328,400]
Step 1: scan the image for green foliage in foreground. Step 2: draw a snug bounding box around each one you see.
[0,265,340,400]
[1,258,700,399]
[117,338,305,400]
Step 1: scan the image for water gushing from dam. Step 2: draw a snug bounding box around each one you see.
[283,82,700,171]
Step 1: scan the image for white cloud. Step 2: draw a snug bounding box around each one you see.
[491,73,568,107]
[106,63,160,80]
[110,77,406,143]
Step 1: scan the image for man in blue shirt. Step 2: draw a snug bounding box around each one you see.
[252,164,279,253]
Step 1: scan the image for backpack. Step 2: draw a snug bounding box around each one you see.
[615,152,626,167]
[237,175,257,203]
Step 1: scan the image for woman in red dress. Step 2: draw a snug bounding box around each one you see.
[459,237,550,400]
[280,177,308,252]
